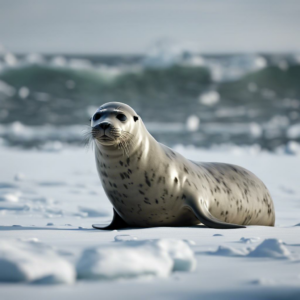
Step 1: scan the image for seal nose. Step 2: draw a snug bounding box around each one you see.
[98,122,111,130]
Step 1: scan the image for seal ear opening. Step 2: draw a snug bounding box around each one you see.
[133,116,139,122]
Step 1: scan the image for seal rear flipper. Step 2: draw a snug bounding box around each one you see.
[187,200,246,229]
[92,209,128,230]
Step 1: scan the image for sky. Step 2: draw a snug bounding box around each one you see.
[0,0,300,54]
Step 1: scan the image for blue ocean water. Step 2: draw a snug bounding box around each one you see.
[0,50,299,151]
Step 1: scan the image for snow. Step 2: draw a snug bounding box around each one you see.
[0,144,300,299]
[239,237,261,244]
[247,239,291,259]
[0,239,75,283]
[114,234,138,242]
[76,239,195,280]
[204,238,292,259]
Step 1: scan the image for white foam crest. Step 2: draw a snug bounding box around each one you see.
[0,122,86,146]
[0,80,16,97]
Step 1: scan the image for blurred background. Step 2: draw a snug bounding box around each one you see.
[0,0,300,153]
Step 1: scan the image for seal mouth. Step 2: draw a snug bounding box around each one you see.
[99,134,114,141]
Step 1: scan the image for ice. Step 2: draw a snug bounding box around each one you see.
[0,239,75,283]
[114,235,138,242]
[76,239,196,280]
[18,87,30,99]
[205,245,248,257]
[0,143,299,298]
[186,115,200,132]
[0,192,20,203]
[249,123,262,138]
[199,91,220,106]
[240,237,261,244]
[247,239,291,259]
[287,123,300,139]
[203,239,292,259]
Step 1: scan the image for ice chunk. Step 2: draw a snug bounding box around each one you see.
[287,123,300,139]
[18,87,30,99]
[247,239,290,259]
[0,192,20,203]
[207,245,248,257]
[199,91,220,106]
[0,240,75,283]
[240,237,261,244]
[186,115,200,132]
[76,239,196,280]
[114,235,138,242]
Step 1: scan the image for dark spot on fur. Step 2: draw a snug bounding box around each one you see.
[144,172,151,187]
[139,190,145,195]
[183,166,189,174]
[101,171,108,178]
[155,199,159,204]
[119,161,123,166]
[123,184,128,189]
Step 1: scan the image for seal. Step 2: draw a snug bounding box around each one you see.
[89,102,275,230]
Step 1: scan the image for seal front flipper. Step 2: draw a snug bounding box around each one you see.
[187,199,246,229]
[92,209,128,230]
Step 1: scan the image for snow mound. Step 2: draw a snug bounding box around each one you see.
[0,192,20,203]
[247,239,291,259]
[114,235,138,242]
[207,245,248,257]
[76,239,196,280]
[240,237,261,243]
[0,239,75,284]
[206,239,290,259]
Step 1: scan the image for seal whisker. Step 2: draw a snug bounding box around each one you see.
[82,126,94,150]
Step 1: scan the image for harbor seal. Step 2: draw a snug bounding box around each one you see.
[89,102,275,229]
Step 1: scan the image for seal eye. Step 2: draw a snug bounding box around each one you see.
[116,113,127,122]
[93,112,102,121]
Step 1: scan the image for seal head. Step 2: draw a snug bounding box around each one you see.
[91,102,139,155]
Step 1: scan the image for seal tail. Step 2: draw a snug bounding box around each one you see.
[92,209,128,230]
[187,199,246,229]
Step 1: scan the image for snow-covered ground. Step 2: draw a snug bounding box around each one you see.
[0,145,300,299]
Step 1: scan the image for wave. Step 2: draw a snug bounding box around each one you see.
[0,50,300,151]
